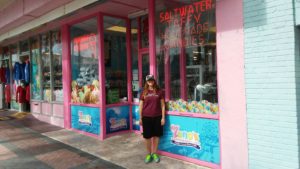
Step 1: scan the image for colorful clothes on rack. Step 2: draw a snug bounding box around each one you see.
[5,85,11,103]
[25,61,30,83]
[5,68,10,83]
[26,85,30,102]
[16,86,26,103]
[0,67,6,83]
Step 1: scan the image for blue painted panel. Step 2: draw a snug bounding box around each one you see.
[159,115,220,164]
[106,106,130,134]
[132,105,140,131]
[71,106,100,135]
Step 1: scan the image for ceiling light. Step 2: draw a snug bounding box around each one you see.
[106,26,137,34]
[128,9,148,19]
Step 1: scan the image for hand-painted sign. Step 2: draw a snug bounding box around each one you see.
[159,115,220,164]
[71,106,100,135]
[106,106,130,134]
[170,125,201,150]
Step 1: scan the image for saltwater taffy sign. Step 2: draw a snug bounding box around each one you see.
[157,0,215,49]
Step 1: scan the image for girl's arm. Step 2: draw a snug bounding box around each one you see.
[139,101,143,125]
[161,99,165,125]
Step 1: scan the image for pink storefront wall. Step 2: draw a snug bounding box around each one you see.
[216,0,249,169]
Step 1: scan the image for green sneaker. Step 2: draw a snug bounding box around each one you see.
[152,153,160,163]
[144,154,152,164]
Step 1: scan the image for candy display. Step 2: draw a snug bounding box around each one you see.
[167,99,218,114]
[71,79,99,104]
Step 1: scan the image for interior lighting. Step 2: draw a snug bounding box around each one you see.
[106,26,138,34]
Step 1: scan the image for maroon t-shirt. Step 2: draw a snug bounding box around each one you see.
[140,89,163,117]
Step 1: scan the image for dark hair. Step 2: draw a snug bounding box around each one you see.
[142,79,160,99]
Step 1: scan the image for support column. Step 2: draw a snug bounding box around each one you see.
[61,25,71,129]
[148,0,156,77]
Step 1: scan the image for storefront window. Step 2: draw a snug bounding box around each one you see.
[41,33,51,102]
[155,0,218,114]
[170,48,181,100]
[51,30,63,102]
[1,47,9,82]
[156,52,165,90]
[70,18,99,104]
[104,16,127,104]
[131,19,139,102]
[11,44,18,100]
[20,40,29,54]
[19,40,30,86]
[31,37,41,100]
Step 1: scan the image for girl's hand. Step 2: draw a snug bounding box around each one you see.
[139,119,142,126]
[161,118,165,126]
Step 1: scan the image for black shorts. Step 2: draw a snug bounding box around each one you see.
[142,116,163,139]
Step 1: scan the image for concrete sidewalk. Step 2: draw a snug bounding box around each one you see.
[0,110,210,169]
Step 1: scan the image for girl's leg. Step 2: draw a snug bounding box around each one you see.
[152,137,161,163]
[145,138,152,154]
[152,137,160,153]
[144,138,153,163]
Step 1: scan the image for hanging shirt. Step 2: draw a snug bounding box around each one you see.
[20,63,26,80]
[16,86,26,103]
[25,61,30,83]
[5,85,11,103]
[26,85,30,102]
[5,68,10,84]
[0,67,6,83]
[14,62,21,80]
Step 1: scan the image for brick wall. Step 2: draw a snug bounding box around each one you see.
[243,0,299,168]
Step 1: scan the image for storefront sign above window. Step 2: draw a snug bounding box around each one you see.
[157,0,215,49]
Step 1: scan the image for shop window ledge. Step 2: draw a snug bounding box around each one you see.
[167,111,219,120]
[106,102,130,108]
[70,103,100,108]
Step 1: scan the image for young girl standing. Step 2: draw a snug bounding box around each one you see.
[139,74,165,163]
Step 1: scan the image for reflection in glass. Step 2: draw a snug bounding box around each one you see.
[142,54,149,86]
[141,15,149,48]
[170,48,180,100]
[131,19,139,101]
[70,18,99,104]
[31,37,41,100]
[41,33,51,101]
[156,52,165,90]
[51,31,63,102]
[104,16,127,104]
[20,40,29,54]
